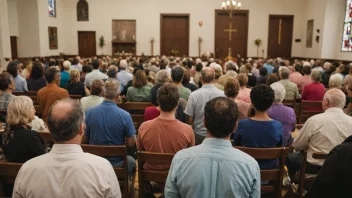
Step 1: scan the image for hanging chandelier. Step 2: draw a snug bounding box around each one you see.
[221,0,242,11]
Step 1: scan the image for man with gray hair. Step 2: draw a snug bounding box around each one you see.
[151,70,170,105]
[185,67,225,145]
[218,61,238,86]
[84,79,136,174]
[286,88,352,181]
[278,67,299,100]
[117,59,133,92]
[13,99,121,198]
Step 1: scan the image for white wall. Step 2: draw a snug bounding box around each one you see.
[7,0,18,36]
[63,0,307,57]
[0,0,11,62]
[17,0,41,57]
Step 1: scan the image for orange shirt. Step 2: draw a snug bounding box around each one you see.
[137,117,195,170]
[37,84,69,122]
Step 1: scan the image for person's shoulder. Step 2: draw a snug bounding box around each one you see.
[238,118,251,125]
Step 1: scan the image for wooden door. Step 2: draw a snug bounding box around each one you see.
[267,15,294,58]
[160,14,189,56]
[78,31,96,58]
[10,36,18,59]
[215,10,249,59]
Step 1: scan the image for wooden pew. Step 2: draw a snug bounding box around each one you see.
[0,161,23,196]
[298,100,323,124]
[125,102,153,129]
[81,144,130,198]
[137,151,175,198]
[234,146,288,198]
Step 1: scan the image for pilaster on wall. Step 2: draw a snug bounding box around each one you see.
[0,0,12,63]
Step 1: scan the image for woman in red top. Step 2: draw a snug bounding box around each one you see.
[301,69,326,111]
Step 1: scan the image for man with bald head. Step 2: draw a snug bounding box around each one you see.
[13,99,121,198]
[286,88,352,180]
[184,67,225,145]
[84,79,136,174]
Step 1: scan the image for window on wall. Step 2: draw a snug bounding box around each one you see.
[48,0,56,17]
[342,0,352,51]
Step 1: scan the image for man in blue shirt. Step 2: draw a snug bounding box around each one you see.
[84,78,136,174]
[263,59,274,74]
[165,97,260,198]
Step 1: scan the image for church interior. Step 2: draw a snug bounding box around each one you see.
[0,0,352,197]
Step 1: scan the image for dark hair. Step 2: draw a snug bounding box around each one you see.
[92,59,100,69]
[195,63,203,72]
[7,61,18,78]
[294,64,302,73]
[44,67,59,83]
[49,59,56,67]
[182,68,191,84]
[302,66,312,75]
[90,79,104,96]
[266,74,279,85]
[0,72,13,91]
[250,84,275,112]
[259,67,268,76]
[204,97,238,138]
[132,70,147,88]
[82,65,92,73]
[224,78,240,98]
[30,62,44,80]
[171,67,184,83]
[107,69,117,78]
[47,99,84,142]
[157,84,180,112]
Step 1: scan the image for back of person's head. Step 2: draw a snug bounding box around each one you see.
[259,67,268,77]
[171,67,184,83]
[30,62,44,80]
[91,79,104,96]
[104,79,120,99]
[250,84,275,112]
[133,70,147,88]
[280,67,290,79]
[294,64,302,73]
[92,59,100,69]
[236,73,248,87]
[0,72,13,91]
[7,61,18,78]
[329,74,343,89]
[200,67,215,83]
[107,69,117,79]
[49,59,56,67]
[63,60,71,70]
[82,65,93,73]
[44,67,60,84]
[182,68,191,84]
[266,74,279,85]
[323,88,346,109]
[6,96,34,126]
[155,70,170,85]
[270,82,286,103]
[204,97,238,138]
[195,63,203,72]
[157,84,180,112]
[224,78,240,98]
[302,66,312,75]
[69,69,80,84]
[239,65,249,74]
[119,60,128,70]
[47,99,84,143]
[311,69,321,82]
[226,61,237,72]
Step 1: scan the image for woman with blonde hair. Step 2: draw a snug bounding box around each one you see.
[126,70,151,102]
[2,96,46,163]
[21,61,33,79]
[66,70,90,97]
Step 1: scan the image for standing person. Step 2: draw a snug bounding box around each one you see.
[185,67,225,145]
[13,99,121,198]
[165,97,260,198]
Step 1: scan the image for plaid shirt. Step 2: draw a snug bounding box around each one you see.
[0,93,15,111]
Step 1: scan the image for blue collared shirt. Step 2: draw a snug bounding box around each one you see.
[165,138,260,198]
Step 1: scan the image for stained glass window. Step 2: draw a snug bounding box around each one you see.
[342,0,352,51]
[48,0,56,17]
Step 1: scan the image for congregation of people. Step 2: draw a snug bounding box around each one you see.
[1,54,352,197]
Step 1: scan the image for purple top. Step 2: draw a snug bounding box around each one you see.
[268,103,296,146]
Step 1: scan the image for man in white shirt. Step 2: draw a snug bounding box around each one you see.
[287,88,352,179]
[13,99,121,198]
[80,79,104,111]
[84,59,108,88]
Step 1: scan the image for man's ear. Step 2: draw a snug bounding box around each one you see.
[78,123,84,136]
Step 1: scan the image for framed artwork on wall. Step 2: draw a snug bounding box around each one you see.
[77,0,89,21]
[48,0,56,17]
[341,0,352,52]
[48,27,58,50]
[306,20,314,48]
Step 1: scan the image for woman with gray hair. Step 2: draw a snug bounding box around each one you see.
[268,82,296,146]
[150,70,170,106]
[301,69,326,111]
[2,96,46,163]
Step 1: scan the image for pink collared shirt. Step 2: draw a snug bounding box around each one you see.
[299,75,313,90]
[289,72,303,86]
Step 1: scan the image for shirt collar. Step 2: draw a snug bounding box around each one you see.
[102,100,116,105]
[50,144,83,154]
[325,107,344,114]
[202,138,232,147]
[201,84,216,89]
[46,83,59,88]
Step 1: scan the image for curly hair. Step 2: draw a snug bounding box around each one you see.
[250,84,275,112]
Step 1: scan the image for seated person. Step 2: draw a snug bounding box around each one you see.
[278,67,299,100]
[236,74,252,103]
[0,72,16,112]
[7,61,28,92]
[137,84,194,170]
[286,89,352,180]
[80,79,104,111]
[268,83,296,146]
[2,96,46,163]
[84,79,136,174]
[27,62,47,91]
[234,84,283,170]
[13,99,121,197]
[171,67,191,101]
[224,78,250,120]
[66,70,90,97]
[301,69,325,111]
[165,97,260,197]
[126,70,151,102]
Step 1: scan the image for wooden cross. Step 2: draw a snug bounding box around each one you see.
[224,23,237,41]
